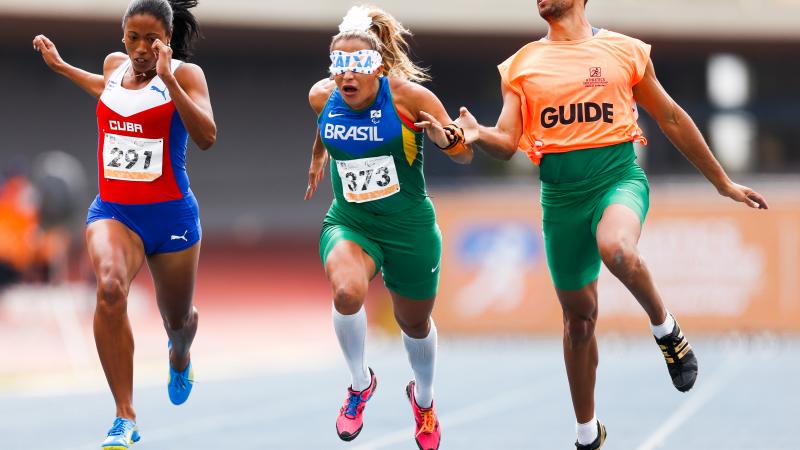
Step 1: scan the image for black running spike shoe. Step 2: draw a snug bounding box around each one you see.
[655,320,698,392]
[575,420,606,450]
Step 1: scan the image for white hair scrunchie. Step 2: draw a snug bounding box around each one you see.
[338,5,373,33]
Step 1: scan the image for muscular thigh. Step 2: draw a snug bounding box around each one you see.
[555,280,599,319]
[543,168,649,291]
[543,205,601,292]
[380,218,441,301]
[390,290,435,336]
[591,176,649,234]
[147,242,201,317]
[320,204,384,279]
[324,239,377,288]
[86,219,145,285]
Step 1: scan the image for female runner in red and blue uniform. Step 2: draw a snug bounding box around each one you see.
[33,0,215,447]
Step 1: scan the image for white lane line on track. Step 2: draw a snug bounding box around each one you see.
[350,375,561,450]
[635,353,743,450]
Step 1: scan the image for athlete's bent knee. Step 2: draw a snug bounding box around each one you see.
[164,308,197,331]
[96,274,128,313]
[395,314,430,338]
[333,282,367,315]
[599,240,642,281]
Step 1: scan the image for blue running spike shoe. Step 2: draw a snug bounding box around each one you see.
[101,417,140,449]
[167,341,194,405]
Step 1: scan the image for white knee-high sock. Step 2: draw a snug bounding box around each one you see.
[332,303,371,391]
[402,319,437,409]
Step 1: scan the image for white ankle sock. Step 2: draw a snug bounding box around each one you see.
[332,303,371,391]
[576,416,598,445]
[651,312,676,339]
[402,320,437,409]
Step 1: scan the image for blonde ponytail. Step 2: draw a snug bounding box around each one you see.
[331,5,429,83]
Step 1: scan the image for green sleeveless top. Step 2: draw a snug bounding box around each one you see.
[318,77,427,216]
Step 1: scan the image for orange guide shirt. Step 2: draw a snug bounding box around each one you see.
[498,29,651,165]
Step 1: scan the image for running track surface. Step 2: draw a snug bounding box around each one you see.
[1,336,796,450]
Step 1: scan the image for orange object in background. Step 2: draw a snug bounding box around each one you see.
[429,184,800,334]
[0,176,39,274]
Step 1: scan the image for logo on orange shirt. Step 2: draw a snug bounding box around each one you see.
[584,67,608,88]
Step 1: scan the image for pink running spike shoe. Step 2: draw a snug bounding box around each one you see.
[406,381,441,450]
[336,368,377,441]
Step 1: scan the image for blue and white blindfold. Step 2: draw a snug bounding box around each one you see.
[329,50,383,75]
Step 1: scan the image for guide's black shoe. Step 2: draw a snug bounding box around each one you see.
[575,420,606,450]
[655,320,698,392]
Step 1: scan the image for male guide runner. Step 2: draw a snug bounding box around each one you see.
[454,0,768,448]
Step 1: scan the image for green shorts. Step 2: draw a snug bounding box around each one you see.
[319,197,442,300]
[540,143,650,291]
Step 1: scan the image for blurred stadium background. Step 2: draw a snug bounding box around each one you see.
[0,1,798,449]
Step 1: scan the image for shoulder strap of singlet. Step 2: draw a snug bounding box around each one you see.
[109,59,130,86]
[320,86,337,119]
[376,76,390,104]
[170,59,184,74]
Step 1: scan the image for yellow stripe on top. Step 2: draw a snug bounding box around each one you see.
[402,125,419,166]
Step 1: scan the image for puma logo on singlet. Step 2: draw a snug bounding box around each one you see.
[541,102,614,128]
[150,85,168,101]
[170,230,189,241]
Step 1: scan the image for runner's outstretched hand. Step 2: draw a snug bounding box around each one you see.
[718,181,768,210]
[415,111,453,149]
[33,34,65,73]
[453,107,480,144]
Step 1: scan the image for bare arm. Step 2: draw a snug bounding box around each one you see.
[32,35,121,98]
[305,128,329,200]
[633,58,767,209]
[394,79,473,164]
[304,79,333,200]
[153,40,216,150]
[455,83,522,161]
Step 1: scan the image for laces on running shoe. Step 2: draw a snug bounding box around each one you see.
[107,418,131,436]
[344,392,363,418]
[659,333,691,364]
[655,324,698,392]
[416,409,437,436]
[171,370,195,390]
